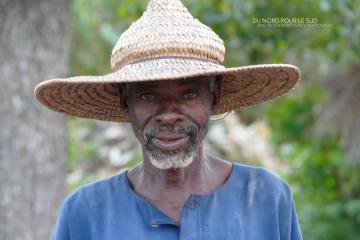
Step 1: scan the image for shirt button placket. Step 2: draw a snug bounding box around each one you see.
[189,199,194,209]
[180,195,199,240]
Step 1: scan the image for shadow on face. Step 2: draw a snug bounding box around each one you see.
[116,76,221,168]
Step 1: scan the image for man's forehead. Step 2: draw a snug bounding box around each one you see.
[128,77,210,89]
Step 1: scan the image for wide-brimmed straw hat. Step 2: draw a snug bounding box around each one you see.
[34,0,300,122]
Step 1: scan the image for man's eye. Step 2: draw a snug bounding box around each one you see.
[183,91,197,100]
[140,93,156,101]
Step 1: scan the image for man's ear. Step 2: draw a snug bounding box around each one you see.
[117,83,129,111]
[211,76,222,109]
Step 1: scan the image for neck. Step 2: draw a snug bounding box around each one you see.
[128,145,218,201]
[126,146,232,224]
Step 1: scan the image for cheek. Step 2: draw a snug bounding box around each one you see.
[186,106,210,123]
[184,100,211,139]
[128,103,156,143]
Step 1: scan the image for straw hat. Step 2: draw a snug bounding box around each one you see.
[34,0,300,122]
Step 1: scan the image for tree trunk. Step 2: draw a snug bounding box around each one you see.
[316,64,360,163]
[0,0,69,239]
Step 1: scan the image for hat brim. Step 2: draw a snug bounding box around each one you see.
[34,58,300,122]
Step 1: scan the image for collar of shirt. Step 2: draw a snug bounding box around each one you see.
[123,162,236,227]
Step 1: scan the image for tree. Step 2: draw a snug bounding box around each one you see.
[0,0,69,239]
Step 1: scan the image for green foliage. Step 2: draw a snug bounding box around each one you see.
[70,0,359,81]
[266,85,325,144]
[67,118,99,171]
[184,0,359,66]
[265,84,360,239]
[70,0,147,75]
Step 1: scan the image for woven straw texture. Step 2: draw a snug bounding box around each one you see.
[34,0,300,122]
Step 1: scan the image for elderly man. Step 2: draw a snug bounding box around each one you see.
[35,0,302,239]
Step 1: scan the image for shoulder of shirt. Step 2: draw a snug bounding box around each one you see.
[62,171,127,208]
[232,162,291,196]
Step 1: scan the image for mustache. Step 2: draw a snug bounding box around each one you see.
[144,125,198,145]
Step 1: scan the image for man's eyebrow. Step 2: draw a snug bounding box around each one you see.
[131,79,199,90]
[176,79,198,86]
[131,82,158,90]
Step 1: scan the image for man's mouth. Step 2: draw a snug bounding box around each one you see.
[151,133,190,151]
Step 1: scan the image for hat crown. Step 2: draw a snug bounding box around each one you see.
[110,0,225,71]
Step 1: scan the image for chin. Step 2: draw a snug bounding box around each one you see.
[147,149,197,170]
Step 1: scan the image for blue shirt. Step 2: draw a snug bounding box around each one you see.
[52,162,302,239]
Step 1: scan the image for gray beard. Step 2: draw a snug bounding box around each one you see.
[143,125,199,169]
[146,145,197,169]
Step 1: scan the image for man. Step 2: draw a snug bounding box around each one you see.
[35,0,302,239]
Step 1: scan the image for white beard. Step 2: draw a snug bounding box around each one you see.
[146,149,197,169]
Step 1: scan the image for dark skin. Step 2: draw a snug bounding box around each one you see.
[119,76,232,224]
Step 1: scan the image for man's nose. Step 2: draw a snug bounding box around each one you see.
[155,110,185,125]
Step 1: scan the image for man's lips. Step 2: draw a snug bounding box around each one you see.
[151,133,190,151]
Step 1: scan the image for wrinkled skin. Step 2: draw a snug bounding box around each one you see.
[118,76,232,224]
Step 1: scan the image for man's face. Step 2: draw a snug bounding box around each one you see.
[122,77,219,169]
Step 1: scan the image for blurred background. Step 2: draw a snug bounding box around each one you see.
[0,0,359,239]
